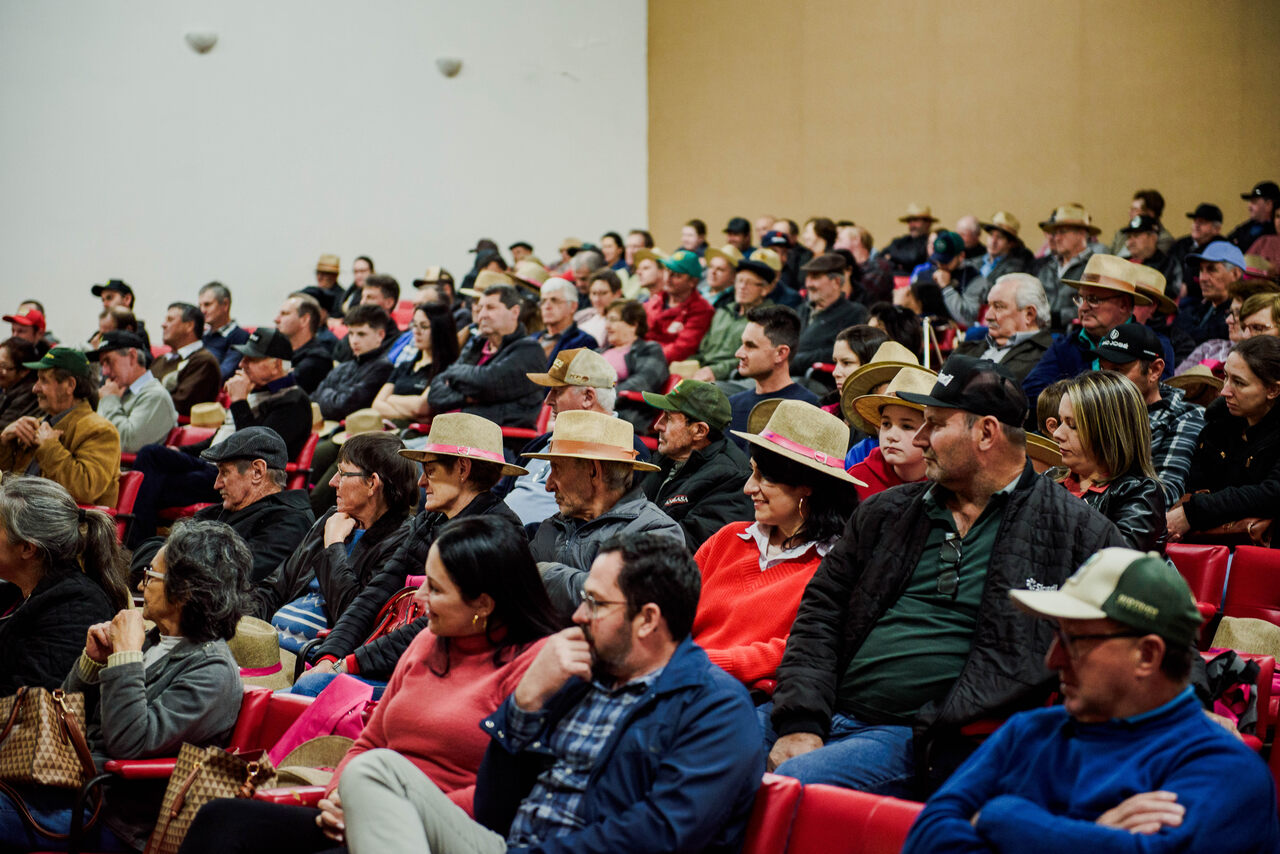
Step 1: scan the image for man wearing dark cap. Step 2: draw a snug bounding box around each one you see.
[0,348,120,505]
[90,330,177,453]
[1228,181,1279,252]
[1122,215,1182,298]
[459,240,507,295]
[767,354,1124,797]
[645,249,715,362]
[906,548,1279,853]
[924,231,990,326]
[1170,203,1226,302]
[793,253,868,370]
[639,379,753,550]
[90,279,151,351]
[724,216,755,258]
[129,426,314,585]
[692,249,779,382]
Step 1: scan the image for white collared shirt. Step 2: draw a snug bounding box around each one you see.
[736,522,835,572]
[126,370,158,396]
[174,340,204,360]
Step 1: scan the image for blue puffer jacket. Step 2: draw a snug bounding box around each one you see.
[474,637,765,854]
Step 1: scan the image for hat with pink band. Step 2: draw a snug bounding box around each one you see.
[399,412,529,477]
[731,399,864,486]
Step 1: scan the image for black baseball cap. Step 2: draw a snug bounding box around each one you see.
[91,279,133,299]
[1185,203,1223,223]
[200,426,288,469]
[86,331,148,361]
[896,354,1027,427]
[1091,324,1163,364]
[723,217,751,235]
[508,241,533,252]
[233,327,293,360]
[1242,181,1280,203]
[469,238,499,254]
[1120,215,1160,235]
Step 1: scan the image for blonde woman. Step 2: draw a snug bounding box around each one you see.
[1052,371,1166,551]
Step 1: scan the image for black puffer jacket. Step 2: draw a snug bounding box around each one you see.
[427,326,545,428]
[1075,473,1167,553]
[0,563,116,693]
[311,341,394,421]
[1185,397,1280,534]
[639,436,754,551]
[772,462,1124,795]
[311,491,523,677]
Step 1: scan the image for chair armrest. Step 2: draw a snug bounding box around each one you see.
[254,785,327,806]
[102,757,178,779]
[500,427,538,440]
[120,452,137,466]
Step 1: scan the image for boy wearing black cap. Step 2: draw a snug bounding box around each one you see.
[90,330,177,453]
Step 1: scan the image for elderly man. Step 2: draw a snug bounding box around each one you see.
[955,215,985,261]
[1176,241,1246,345]
[1229,180,1279,251]
[973,212,1035,282]
[332,534,763,854]
[692,250,778,381]
[532,277,598,366]
[925,231,990,326]
[645,249,714,362]
[0,348,119,505]
[885,203,937,274]
[765,355,1124,797]
[129,427,313,584]
[277,293,333,393]
[1171,203,1225,302]
[1035,205,1101,331]
[89,330,177,453]
[905,548,1279,853]
[90,279,151,351]
[793,253,869,369]
[1093,324,1206,506]
[428,283,545,428]
[567,249,605,305]
[198,281,250,378]
[954,274,1053,383]
[151,301,222,416]
[639,379,752,550]
[525,409,683,618]
[1122,215,1182,299]
[728,306,818,447]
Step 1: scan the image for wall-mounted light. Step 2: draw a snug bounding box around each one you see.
[185,32,218,54]
[436,57,462,78]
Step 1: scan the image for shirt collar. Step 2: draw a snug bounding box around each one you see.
[175,340,204,359]
[736,521,834,571]
[593,663,665,695]
[1120,685,1195,725]
[213,320,239,337]
[127,371,157,396]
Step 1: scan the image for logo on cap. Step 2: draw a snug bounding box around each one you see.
[936,373,954,387]
[1116,593,1159,619]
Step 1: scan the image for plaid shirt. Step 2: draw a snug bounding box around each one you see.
[506,667,663,846]
[1148,384,1206,506]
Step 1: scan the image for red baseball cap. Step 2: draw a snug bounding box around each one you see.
[3,309,45,332]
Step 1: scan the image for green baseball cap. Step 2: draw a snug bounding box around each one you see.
[642,379,731,432]
[22,347,91,380]
[661,249,704,279]
[1010,547,1202,647]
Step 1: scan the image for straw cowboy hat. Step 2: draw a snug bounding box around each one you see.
[316,254,341,274]
[399,412,528,477]
[634,248,671,267]
[1060,254,1152,306]
[332,408,394,444]
[228,617,294,691]
[522,410,660,472]
[274,735,356,787]
[511,261,550,294]
[1038,204,1101,236]
[1026,432,1063,469]
[849,365,938,436]
[980,211,1021,240]
[839,341,926,420]
[898,203,938,224]
[732,399,864,486]
[1132,264,1177,315]
[189,402,227,429]
[702,245,741,268]
[1165,363,1224,395]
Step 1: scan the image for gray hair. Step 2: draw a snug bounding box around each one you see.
[541,278,579,304]
[997,273,1050,329]
[571,250,605,278]
[163,519,252,642]
[955,215,981,239]
[199,281,232,305]
[593,387,616,414]
[598,459,634,493]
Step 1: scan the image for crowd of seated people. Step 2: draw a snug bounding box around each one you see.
[3,181,1280,852]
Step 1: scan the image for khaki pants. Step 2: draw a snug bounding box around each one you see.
[338,749,508,854]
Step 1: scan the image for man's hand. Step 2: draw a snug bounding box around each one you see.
[691,366,716,382]
[3,416,39,447]
[315,792,345,843]
[224,370,252,403]
[311,659,337,675]
[34,421,62,447]
[324,512,358,547]
[513,627,593,712]
[932,268,953,288]
[100,380,125,399]
[109,609,147,653]
[1095,791,1184,835]
[766,732,823,772]
[85,622,114,664]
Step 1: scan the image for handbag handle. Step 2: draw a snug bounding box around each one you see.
[0,685,29,747]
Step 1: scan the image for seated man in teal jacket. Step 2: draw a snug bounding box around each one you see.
[333,534,764,854]
[904,547,1279,854]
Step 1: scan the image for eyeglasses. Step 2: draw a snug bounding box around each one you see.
[937,535,961,598]
[1243,323,1276,335]
[1071,293,1122,308]
[335,468,369,479]
[578,589,628,618]
[1052,626,1146,659]
[142,567,166,587]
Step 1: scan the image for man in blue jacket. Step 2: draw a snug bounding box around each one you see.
[904,548,1280,854]
[334,534,764,854]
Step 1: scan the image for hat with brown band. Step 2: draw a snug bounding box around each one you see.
[413,266,455,288]
[732,399,864,486]
[522,410,660,472]
[850,365,938,436]
[1060,254,1152,306]
[898,203,938,224]
[527,348,617,389]
[399,412,528,476]
[332,408,394,444]
[316,254,340,274]
[980,211,1021,240]
[1038,204,1101,236]
[1132,265,1175,315]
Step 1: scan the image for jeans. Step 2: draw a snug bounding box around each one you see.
[757,702,916,797]
[127,443,219,547]
[0,785,126,853]
[288,669,387,699]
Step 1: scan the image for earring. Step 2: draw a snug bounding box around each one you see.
[472,613,487,631]
[798,496,809,518]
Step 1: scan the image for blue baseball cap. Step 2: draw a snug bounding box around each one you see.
[1187,240,1247,273]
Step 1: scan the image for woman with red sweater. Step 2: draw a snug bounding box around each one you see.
[692,400,862,685]
[845,365,935,500]
[179,515,563,854]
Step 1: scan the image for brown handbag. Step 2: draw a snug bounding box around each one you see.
[144,743,275,854]
[1174,493,1274,547]
[0,686,102,839]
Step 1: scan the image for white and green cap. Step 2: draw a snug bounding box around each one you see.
[1010,547,1202,647]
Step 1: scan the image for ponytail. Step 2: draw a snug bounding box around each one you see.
[80,508,130,610]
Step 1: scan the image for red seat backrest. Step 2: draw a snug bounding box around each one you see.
[1223,546,1280,628]
[391,300,416,328]
[742,774,802,854]
[864,796,925,854]
[294,431,320,469]
[785,783,877,853]
[535,402,553,434]
[1167,543,1230,607]
[172,425,217,447]
[227,686,273,751]
[116,470,144,516]
[255,693,316,751]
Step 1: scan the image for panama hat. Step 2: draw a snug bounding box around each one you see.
[980,211,1021,240]
[1026,432,1063,469]
[703,245,742,268]
[316,254,340,274]
[1132,265,1176,315]
[399,412,528,476]
[850,365,938,436]
[1060,254,1152,306]
[332,408,394,444]
[522,410,660,472]
[511,261,550,293]
[633,248,670,268]
[1038,204,1102,236]
[839,342,925,424]
[228,617,294,690]
[898,203,938,224]
[189,402,227,429]
[732,399,864,485]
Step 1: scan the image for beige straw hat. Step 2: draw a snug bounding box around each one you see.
[473,270,517,292]
[1060,254,1152,306]
[980,211,1021,239]
[512,261,550,293]
[1132,265,1176,315]
[189,402,227,429]
[1165,364,1224,394]
[732,399,864,485]
[1038,204,1102,236]
[839,341,926,423]
[399,412,528,476]
[634,248,671,267]
[898,203,938,224]
[522,410,660,472]
[850,365,938,435]
[274,735,356,786]
[1025,432,1063,469]
[703,245,742,268]
[332,408,393,444]
[228,616,294,691]
[316,254,341,274]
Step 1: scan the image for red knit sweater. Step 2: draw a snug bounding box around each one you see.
[692,522,823,684]
[330,629,545,816]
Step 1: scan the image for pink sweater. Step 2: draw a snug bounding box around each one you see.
[331,629,545,816]
[692,522,823,684]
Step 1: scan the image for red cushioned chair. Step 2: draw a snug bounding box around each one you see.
[501,401,553,442]
[76,470,145,543]
[741,773,803,854]
[785,783,922,854]
[286,431,321,490]
[1200,650,1275,754]
[1222,546,1280,628]
[1167,543,1230,610]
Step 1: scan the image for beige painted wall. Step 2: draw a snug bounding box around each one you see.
[649,0,1280,256]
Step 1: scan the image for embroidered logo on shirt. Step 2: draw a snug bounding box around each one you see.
[1024,578,1058,592]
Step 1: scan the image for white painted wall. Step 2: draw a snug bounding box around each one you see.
[0,1,648,344]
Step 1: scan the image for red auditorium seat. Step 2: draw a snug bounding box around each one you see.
[286,430,321,490]
[1167,543,1230,609]
[501,401,553,442]
[741,774,802,854]
[784,782,922,854]
[1223,546,1280,628]
[77,470,145,542]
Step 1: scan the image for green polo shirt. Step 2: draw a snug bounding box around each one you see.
[837,474,1020,725]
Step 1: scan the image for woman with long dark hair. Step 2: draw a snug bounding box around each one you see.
[371,302,459,424]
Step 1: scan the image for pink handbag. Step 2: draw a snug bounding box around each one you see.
[268,675,375,766]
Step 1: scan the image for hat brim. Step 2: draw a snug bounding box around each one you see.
[1165,374,1223,392]
[898,214,939,223]
[1137,288,1178,315]
[332,425,392,445]
[839,361,922,425]
[527,372,572,387]
[521,449,660,472]
[640,391,680,411]
[231,344,271,358]
[852,393,925,433]
[1039,221,1103,236]
[398,447,528,477]
[1026,434,1063,468]
[239,647,296,691]
[730,430,864,486]
[980,223,1019,239]
[1009,588,1107,622]
[1059,277,1152,306]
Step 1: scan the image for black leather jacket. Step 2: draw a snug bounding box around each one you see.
[1075,473,1167,553]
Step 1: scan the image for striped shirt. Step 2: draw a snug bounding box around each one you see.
[1148,384,1206,506]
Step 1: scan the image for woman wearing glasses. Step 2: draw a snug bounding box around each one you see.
[370,302,459,425]
[1052,371,1166,552]
[0,519,249,852]
[178,516,561,854]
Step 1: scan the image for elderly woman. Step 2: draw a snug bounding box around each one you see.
[603,298,670,432]
[177,515,563,853]
[295,413,526,693]
[0,519,249,852]
[0,337,40,430]
[0,476,129,694]
[371,301,459,424]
